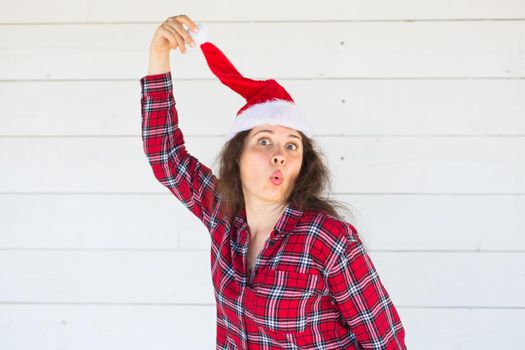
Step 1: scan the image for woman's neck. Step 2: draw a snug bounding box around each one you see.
[244,200,286,237]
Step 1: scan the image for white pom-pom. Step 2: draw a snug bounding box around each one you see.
[188,22,209,46]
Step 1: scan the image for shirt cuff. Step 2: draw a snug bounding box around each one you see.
[140,71,172,96]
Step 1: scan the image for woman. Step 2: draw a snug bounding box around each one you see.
[141,14,407,350]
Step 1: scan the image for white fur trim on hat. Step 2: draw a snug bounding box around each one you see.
[188,22,209,46]
[224,99,313,142]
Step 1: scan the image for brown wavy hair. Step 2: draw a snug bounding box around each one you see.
[210,129,355,223]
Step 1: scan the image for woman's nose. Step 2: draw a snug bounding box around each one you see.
[272,153,285,164]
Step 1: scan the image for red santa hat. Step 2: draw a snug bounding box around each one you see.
[187,22,313,142]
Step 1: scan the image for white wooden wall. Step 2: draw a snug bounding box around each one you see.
[1,1,524,349]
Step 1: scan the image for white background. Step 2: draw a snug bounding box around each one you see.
[1,1,524,349]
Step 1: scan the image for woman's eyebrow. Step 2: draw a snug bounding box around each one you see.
[253,129,301,140]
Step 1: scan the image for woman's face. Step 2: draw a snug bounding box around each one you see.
[239,124,303,205]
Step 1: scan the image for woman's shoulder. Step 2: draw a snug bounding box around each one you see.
[300,208,358,242]
[297,208,362,273]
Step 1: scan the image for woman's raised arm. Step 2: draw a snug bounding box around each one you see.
[140,15,223,233]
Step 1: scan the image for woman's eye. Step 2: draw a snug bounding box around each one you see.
[257,138,298,150]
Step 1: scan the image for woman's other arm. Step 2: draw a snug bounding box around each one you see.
[326,224,407,349]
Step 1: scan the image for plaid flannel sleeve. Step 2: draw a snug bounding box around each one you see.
[326,230,407,349]
[140,71,223,232]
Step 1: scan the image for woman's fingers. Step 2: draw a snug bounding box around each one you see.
[164,22,185,53]
[152,14,198,54]
[158,24,178,50]
[167,17,195,50]
[177,14,198,33]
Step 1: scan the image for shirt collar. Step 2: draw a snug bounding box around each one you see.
[233,202,304,236]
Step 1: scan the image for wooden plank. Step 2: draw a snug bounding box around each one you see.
[1,79,524,136]
[0,250,523,307]
[401,307,524,349]
[1,0,524,23]
[1,136,523,193]
[0,305,522,349]
[1,21,524,80]
[0,304,216,349]
[0,194,523,251]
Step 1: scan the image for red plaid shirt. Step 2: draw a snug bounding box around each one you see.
[140,71,407,350]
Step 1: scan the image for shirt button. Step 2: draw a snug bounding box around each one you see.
[268,241,275,247]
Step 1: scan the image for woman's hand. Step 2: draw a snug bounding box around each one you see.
[149,14,198,55]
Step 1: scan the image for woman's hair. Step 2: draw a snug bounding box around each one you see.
[210,128,355,224]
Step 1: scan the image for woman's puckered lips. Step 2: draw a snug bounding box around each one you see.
[270,170,282,179]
